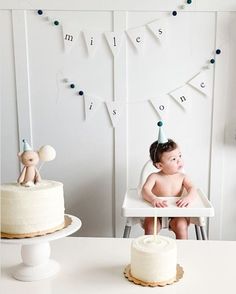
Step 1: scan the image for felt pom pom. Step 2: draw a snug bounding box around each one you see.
[38,145,56,162]
[157,121,163,127]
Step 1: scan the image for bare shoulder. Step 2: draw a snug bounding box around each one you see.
[145,172,160,183]
[148,172,160,179]
[182,174,194,186]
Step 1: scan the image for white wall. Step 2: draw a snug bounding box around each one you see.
[1,1,236,240]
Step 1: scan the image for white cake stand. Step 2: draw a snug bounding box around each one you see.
[1,214,81,282]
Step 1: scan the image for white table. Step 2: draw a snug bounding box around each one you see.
[1,237,235,293]
[122,188,214,239]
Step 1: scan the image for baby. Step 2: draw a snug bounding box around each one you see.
[141,122,197,239]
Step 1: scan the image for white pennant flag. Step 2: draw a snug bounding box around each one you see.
[146,18,168,43]
[104,32,124,56]
[62,23,79,53]
[126,26,146,52]
[188,71,211,97]
[84,95,102,120]
[105,101,125,127]
[169,85,191,111]
[83,31,101,57]
[149,96,169,120]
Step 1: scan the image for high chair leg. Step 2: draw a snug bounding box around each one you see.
[195,225,201,240]
[200,226,207,240]
[123,225,131,238]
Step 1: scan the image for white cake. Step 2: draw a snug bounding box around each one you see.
[1,180,65,237]
[130,235,177,284]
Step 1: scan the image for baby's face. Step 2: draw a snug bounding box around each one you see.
[158,147,184,174]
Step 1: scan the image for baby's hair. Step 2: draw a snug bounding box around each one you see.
[150,139,178,164]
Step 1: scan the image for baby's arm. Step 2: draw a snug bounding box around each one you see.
[141,174,168,208]
[176,175,197,207]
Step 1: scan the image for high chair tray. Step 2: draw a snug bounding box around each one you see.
[122,188,214,217]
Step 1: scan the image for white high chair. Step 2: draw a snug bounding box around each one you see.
[121,160,214,240]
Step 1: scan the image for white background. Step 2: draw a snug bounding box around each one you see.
[1,0,236,240]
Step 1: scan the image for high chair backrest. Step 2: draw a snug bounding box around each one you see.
[137,160,160,196]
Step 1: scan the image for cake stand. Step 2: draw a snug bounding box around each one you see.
[1,214,81,282]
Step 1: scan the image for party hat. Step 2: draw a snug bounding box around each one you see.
[157,121,168,144]
[22,139,32,152]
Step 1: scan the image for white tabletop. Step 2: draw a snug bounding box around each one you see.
[1,237,236,293]
[122,188,214,217]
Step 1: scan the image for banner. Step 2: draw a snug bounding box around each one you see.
[188,71,211,97]
[59,67,211,126]
[104,32,124,56]
[149,95,169,120]
[83,31,101,57]
[62,23,79,53]
[147,18,168,44]
[84,95,102,120]
[105,101,125,127]
[126,26,146,52]
[169,85,191,111]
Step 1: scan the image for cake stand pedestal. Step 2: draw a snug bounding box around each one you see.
[1,214,81,282]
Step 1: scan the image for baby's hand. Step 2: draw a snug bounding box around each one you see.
[151,198,168,208]
[176,195,192,207]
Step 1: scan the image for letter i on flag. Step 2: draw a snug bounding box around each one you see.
[84,95,102,120]
[83,31,101,57]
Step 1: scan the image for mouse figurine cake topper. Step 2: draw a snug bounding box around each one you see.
[17,139,56,187]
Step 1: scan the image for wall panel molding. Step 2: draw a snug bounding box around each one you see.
[12,10,32,149]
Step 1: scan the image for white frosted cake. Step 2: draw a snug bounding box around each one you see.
[1,180,65,238]
[130,235,177,284]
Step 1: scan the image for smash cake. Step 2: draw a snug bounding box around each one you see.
[1,140,65,238]
[124,234,183,287]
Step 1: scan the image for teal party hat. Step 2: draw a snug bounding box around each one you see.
[22,139,32,151]
[157,121,168,144]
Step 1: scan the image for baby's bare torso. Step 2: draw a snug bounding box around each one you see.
[152,172,185,197]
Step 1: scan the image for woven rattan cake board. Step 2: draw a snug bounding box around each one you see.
[1,215,72,239]
[124,264,184,287]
